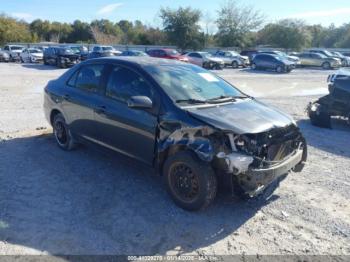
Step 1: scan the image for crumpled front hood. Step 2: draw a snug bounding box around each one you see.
[186,98,295,134]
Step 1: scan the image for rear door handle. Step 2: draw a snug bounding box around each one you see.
[94,105,106,114]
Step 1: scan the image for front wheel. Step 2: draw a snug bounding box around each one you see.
[232,61,239,68]
[163,151,217,211]
[322,62,331,70]
[53,113,76,151]
[251,63,257,70]
[276,65,284,73]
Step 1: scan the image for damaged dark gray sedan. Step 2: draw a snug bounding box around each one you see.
[44,57,307,211]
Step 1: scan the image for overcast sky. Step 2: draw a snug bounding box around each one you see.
[5,0,350,28]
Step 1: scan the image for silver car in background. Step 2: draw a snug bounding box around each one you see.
[3,45,25,61]
[185,51,225,70]
[214,50,249,68]
[0,48,10,62]
[20,48,43,63]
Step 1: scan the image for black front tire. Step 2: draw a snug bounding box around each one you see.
[53,113,76,151]
[276,65,284,73]
[322,62,331,70]
[163,151,217,211]
[232,61,239,68]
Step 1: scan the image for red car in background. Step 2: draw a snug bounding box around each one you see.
[146,48,189,62]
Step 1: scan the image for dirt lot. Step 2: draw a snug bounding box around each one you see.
[0,63,349,256]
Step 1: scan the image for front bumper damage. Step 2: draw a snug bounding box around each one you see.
[234,147,305,196]
[157,119,307,198]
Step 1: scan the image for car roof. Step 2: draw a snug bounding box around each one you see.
[83,56,185,68]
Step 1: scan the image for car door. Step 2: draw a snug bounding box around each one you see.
[310,53,320,66]
[257,55,268,68]
[21,49,28,61]
[94,64,159,164]
[62,63,107,140]
[188,53,202,66]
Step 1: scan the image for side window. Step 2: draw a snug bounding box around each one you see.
[4,46,9,51]
[106,66,152,103]
[159,50,166,57]
[67,69,79,87]
[74,64,105,92]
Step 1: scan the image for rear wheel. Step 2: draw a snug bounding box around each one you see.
[163,151,217,211]
[53,113,76,151]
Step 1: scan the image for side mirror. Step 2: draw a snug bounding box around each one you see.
[127,96,153,109]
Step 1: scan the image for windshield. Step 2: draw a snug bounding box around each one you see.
[70,47,80,53]
[144,64,244,103]
[323,50,333,57]
[11,46,24,51]
[275,51,287,57]
[102,46,114,51]
[318,53,327,59]
[202,52,212,58]
[59,48,74,55]
[134,51,147,56]
[229,51,239,56]
[166,49,179,56]
[29,49,41,53]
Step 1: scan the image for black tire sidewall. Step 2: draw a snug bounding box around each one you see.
[53,114,74,150]
[322,62,330,69]
[163,151,217,211]
[232,61,238,68]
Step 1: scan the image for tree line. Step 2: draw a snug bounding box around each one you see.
[1,0,350,50]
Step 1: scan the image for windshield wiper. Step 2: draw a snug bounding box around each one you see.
[207,95,248,102]
[175,99,207,104]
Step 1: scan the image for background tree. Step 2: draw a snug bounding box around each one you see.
[0,15,32,45]
[257,19,310,50]
[215,0,265,48]
[159,7,203,50]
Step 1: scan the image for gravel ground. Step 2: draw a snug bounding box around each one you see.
[0,63,349,256]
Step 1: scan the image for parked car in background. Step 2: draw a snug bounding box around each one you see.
[20,48,43,63]
[297,52,341,69]
[331,51,350,67]
[3,45,25,61]
[252,53,295,73]
[185,51,225,69]
[120,50,149,57]
[240,50,259,63]
[92,45,121,56]
[44,47,80,68]
[260,50,301,67]
[69,45,89,61]
[309,49,344,66]
[214,50,249,68]
[146,48,189,62]
[0,48,10,62]
[87,51,117,60]
[307,68,350,128]
[44,57,307,210]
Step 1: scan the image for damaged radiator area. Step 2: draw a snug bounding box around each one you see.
[156,117,307,197]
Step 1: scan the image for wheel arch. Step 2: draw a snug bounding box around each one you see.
[50,109,62,126]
